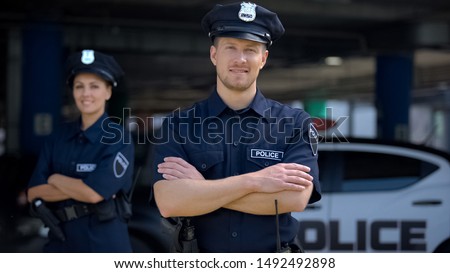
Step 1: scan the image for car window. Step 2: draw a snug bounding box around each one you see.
[318,150,439,193]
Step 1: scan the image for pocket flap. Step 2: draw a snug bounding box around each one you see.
[190,151,224,171]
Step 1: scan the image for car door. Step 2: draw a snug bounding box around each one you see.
[294,146,335,252]
[327,143,449,252]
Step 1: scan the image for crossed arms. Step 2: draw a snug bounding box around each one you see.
[154,157,314,217]
[27,174,103,204]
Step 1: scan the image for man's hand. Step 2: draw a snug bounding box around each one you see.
[158,157,205,180]
[246,163,313,193]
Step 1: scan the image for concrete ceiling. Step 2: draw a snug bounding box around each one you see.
[2,0,450,114]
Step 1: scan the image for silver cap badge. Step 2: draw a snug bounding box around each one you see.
[238,2,257,22]
[81,49,95,65]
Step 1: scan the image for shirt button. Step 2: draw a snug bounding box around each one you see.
[201,163,207,169]
[233,141,239,147]
[234,172,239,176]
[231,232,238,238]
[264,162,270,167]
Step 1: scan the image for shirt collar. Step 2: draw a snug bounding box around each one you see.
[206,87,270,119]
[207,88,229,117]
[66,112,109,143]
[249,89,270,119]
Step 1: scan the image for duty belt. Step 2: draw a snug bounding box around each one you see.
[54,204,93,222]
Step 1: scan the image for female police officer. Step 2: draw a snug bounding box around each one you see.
[27,49,134,252]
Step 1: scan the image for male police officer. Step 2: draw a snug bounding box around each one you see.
[152,2,321,252]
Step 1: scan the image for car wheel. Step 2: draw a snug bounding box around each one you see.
[434,239,450,253]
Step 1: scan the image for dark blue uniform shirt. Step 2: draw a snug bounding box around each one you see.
[152,88,321,252]
[28,113,134,252]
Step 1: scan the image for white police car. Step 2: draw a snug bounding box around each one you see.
[293,138,450,252]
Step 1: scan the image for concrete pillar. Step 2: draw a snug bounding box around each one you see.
[6,28,22,154]
[375,53,413,141]
[20,23,63,156]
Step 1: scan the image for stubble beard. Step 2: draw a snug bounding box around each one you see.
[218,73,255,92]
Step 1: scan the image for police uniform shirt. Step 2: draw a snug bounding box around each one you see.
[152,88,321,252]
[28,112,134,252]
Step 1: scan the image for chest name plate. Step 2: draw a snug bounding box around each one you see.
[251,149,284,161]
[76,163,97,172]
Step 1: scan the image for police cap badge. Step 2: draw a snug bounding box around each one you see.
[65,49,124,88]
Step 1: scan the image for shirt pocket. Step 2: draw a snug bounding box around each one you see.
[52,159,79,178]
[189,150,224,173]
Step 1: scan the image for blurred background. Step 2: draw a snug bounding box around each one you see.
[1,0,450,252]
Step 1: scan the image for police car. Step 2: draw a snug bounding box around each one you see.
[293,138,450,252]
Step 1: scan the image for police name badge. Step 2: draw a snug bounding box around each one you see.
[81,49,95,64]
[239,2,257,22]
[76,163,96,172]
[309,123,319,156]
[251,149,284,161]
[113,152,129,178]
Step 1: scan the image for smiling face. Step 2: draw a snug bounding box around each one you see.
[72,72,112,121]
[210,37,268,94]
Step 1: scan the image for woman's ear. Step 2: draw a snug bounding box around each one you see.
[106,86,112,101]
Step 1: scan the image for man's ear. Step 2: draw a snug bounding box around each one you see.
[210,45,217,66]
[260,49,269,69]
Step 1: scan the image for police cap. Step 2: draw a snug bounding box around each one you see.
[201,2,285,47]
[65,49,124,87]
